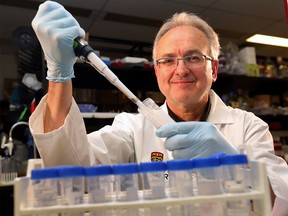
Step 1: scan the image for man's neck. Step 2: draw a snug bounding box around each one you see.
[167,97,211,122]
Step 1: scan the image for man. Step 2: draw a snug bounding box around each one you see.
[29,1,288,213]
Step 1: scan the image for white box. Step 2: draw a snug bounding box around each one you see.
[238,47,257,64]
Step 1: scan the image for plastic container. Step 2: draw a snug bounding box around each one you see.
[166,159,194,216]
[139,161,167,216]
[139,161,167,199]
[193,157,224,216]
[14,161,272,216]
[57,166,85,216]
[112,163,139,216]
[85,165,114,216]
[138,97,174,128]
[31,168,58,208]
[112,163,139,201]
[220,154,251,216]
[166,159,194,198]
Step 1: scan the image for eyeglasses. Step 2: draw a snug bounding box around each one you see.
[156,54,213,70]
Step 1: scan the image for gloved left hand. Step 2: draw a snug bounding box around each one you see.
[32,1,85,82]
[156,122,239,159]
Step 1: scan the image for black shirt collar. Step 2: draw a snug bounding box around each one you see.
[167,97,211,122]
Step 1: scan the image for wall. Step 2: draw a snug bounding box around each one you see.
[0,53,18,101]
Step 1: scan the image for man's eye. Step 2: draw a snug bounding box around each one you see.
[163,58,175,64]
[186,55,201,62]
[158,58,174,65]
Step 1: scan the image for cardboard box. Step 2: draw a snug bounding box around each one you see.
[253,95,270,108]
[238,47,257,64]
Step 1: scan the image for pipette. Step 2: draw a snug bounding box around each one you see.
[73,37,174,128]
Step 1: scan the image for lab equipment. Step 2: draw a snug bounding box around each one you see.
[139,161,167,199]
[112,163,139,202]
[156,121,239,158]
[0,157,17,185]
[31,168,58,216]
[166,159,194,216]
[85,165,113,203]
[73,37,174,128]
[14,160,271,216]
[57,166,85,216]
[220,154,251,216]
[84,165,114,216]
[193,157,225,216]
[139,161,167,216]
[0,121,30,184]
[166,159,194,198]
[112,163,139,216]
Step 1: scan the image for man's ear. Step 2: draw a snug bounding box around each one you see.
[154,64,159,77]
[212,60,219,82]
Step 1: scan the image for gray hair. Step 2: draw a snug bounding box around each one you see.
[152,12,220,63]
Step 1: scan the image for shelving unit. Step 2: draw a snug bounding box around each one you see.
[213,73,288,97]
[73,63,288,129]
[14,161,271,216]
[73,62,288,105]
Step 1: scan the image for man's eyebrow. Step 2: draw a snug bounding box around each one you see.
[159,49,203,58]
[159,53,175,58]
[184,49,202,56]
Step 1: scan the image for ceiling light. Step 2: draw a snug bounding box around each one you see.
[246,34,288,48]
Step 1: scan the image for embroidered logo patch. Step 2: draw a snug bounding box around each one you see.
[151,152,164,161]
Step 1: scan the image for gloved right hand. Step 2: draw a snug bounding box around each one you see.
[156,122,239,159]
[32,1,85,82]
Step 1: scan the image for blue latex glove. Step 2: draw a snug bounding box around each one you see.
[32,1,85,82]
[156,122,239,159]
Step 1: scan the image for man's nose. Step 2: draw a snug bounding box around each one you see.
[175,59,190,75]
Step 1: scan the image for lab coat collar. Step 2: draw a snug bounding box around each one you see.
[207,90,234,124]
[161,89,234,125]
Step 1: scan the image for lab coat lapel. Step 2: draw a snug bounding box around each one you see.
[207,90,234,125]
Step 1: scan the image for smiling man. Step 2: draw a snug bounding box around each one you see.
[29,1,288,214]
[154,25,217,122]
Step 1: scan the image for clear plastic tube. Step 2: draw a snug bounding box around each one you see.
[139,161,167,216]
[138,98,174,128]
[166,159,194,216]
[193,157,225,216]
[31,168,58,216]
[112,163,139,216]
[85,165,114,216]
[57,166,85,216]
[220,154,251,216]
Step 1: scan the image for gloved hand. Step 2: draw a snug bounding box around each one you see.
[156,122,239,159]
[32,1,85,82]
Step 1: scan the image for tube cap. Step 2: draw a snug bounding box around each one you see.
[139,161,166,173]
[57,166,85,178]
[220,154,248,165]
[166,159,194,171]
[112,163,139,175]
[31,168,58,180]
[193,157,220,169]
[84,165,112,177]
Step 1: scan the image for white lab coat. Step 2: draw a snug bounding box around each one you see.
[29,89,288,212]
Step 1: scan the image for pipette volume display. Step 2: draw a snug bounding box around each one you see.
[73,37,174,128]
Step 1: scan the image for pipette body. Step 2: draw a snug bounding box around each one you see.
[73,38,174,128]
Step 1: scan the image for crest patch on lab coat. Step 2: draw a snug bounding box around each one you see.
[151,152,164,161]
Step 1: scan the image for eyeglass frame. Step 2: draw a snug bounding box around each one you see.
[155,54,214,70]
